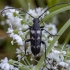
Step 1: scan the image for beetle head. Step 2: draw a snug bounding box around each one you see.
[33,18,40,24]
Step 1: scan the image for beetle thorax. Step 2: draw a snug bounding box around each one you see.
[32,18,40,30]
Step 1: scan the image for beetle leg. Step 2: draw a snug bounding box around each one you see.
[25,39,31,54]
[24,26,32,31]
[41,29,59,36]
[41,41,46,59]
[29,26,32,29]
[40,26,44,28]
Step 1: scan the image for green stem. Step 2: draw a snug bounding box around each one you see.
[63,33,70,44]
[42,5,70,22]
[9,59,31,70]
[25,56,31,66]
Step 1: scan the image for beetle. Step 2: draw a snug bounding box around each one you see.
[1,2,69,58]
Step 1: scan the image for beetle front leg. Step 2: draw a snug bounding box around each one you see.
[23,26,32,32]
[25,39,31,54]
[41,41,46,59]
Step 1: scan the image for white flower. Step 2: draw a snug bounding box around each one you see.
[2,6,26,29]
[44,23,57,35]
[47,49,66,62]
[58,62,69,68]
[11,40,14,45]
[16,55,22,61]
[16,48,21,54]
[16,46,24,54]
[61,51,66,55]
[16,46,25,61]
[25,7,49,20]
[1,57,8,63]
[27,8,46,18]
[7,27,14,34]
[66,60,70,64]
[0,57,15,70]
[48,38,57,46]
[2,6,19,18]
[3,6,19,13]
[22,24,29,29]
[13,34,23,45]
[1,6,59,64]
[47,51,60,62]
[52,49,60,54]
[6,17,23,29]
[45,48,68,69]
[14,67,19,70]
[0,63,10,70]
[7,27,24,45]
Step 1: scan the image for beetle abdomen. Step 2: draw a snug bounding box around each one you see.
[31,45,40,55]
[30,29,42,55]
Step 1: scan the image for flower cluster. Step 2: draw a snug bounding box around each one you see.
[0,6,70,70]
[1,6,58,58]
[42,49,69,70]
[0,57,18,70]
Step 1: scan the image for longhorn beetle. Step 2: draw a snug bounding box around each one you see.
[1,2,70,59]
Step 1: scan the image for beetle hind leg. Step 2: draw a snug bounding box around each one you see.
[41,41,46,59]
[25,39,31,55]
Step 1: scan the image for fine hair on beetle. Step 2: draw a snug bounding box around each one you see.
[1,2,70,59]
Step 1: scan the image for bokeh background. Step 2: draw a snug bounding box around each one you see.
[0,0,70,60]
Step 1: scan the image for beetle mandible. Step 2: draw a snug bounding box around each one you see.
[1,2,69,58]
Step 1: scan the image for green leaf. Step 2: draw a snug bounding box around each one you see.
[42,5,70,22]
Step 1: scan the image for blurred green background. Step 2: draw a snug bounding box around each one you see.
[0,0,70,60]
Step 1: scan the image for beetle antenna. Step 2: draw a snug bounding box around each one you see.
[38,2,70,18]
[1,7,35,18]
